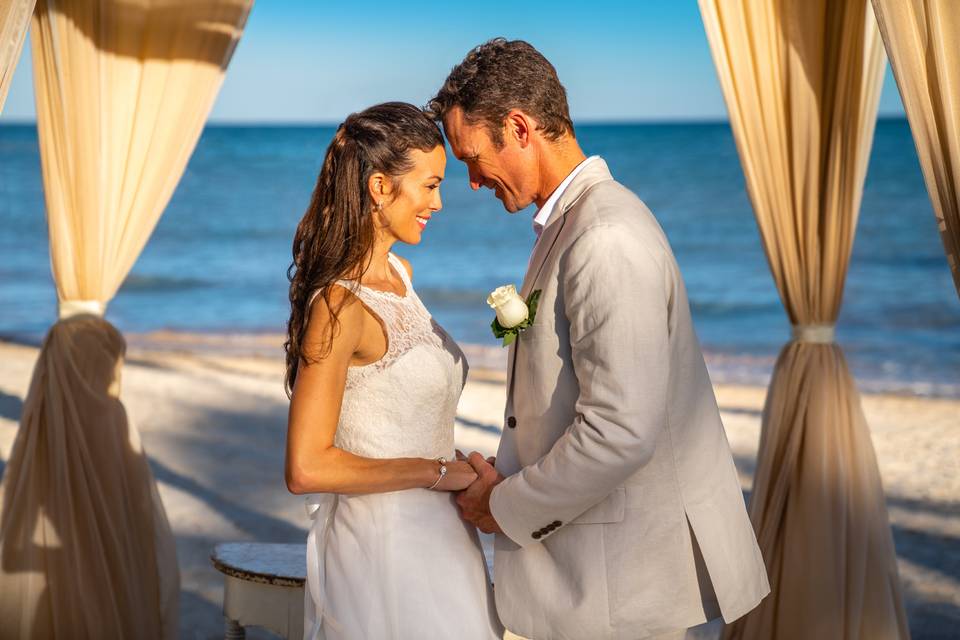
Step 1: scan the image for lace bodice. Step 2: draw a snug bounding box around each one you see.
[308,254,468,460]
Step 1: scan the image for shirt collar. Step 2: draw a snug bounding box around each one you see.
[533,155,600,235]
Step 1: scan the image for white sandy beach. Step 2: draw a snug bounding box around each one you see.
[0,335,957,639]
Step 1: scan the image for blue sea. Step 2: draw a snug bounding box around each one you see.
[2,121,959,396]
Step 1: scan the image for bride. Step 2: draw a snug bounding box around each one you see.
[283,102,503,639]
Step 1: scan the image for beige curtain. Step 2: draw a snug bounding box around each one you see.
[699,1,910,639]
[0,1,252,638]
[872,0,960,296]
[0,0,35,111]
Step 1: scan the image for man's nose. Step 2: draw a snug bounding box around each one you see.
[468,168,483,191]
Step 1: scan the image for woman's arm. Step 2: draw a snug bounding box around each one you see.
[285,286,475,495]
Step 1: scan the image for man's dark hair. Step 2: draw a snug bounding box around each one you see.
[426,38,575,146]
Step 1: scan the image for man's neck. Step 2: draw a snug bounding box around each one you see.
[534,138,588,210]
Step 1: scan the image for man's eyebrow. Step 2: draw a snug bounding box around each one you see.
[426,175,444,182]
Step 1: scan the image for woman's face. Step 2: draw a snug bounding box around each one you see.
[379,145,446,245]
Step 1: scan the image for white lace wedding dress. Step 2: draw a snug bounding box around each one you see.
[303,253,503,640]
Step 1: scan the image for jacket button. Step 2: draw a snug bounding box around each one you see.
[507,416,517,429]
[552,520,561,527]
[532,531,542,539]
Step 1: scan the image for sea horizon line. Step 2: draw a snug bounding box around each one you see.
[0,114,911,128]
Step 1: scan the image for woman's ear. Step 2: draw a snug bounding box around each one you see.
[367,172,394,207]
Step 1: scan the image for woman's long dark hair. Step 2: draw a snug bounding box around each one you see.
[285,102,443,394]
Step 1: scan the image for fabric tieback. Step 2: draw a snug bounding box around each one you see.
[791,324,836,344]
[58,299,106,319]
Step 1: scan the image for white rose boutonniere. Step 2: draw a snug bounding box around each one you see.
[487,285,542,347]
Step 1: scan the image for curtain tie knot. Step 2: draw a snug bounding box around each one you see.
[58,299,105,319]
[792,324,836,343]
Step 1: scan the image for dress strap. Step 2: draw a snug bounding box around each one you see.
[306,258,406,320]
[307,280,356,309]
[388,253,412,291]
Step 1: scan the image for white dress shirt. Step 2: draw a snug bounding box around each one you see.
[532,155,600,238]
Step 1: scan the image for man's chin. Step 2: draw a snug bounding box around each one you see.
[491,189,526,213]
[498,197,520,213]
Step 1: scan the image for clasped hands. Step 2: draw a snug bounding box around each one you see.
[453,449,504,534]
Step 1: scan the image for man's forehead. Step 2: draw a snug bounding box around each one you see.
[443,107,480,158]
[442,110,465,145]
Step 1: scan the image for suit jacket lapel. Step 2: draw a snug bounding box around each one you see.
[506,219,564,412]
[505,158,615,411]
[519,158,613,296]
[520,217,565,300]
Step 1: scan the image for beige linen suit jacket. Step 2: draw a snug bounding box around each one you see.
[488,159,769,639]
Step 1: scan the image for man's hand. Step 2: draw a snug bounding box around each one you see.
[456,449,495,466]
[455,451,504,534]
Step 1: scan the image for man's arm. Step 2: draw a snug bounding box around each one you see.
[488,222,672,546]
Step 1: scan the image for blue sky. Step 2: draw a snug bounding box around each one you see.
[1,1,905,123]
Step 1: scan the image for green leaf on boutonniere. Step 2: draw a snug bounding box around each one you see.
[525,289,542,322]
[491,317,511,339]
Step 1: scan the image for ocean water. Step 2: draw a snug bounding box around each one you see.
[2,121,959,396]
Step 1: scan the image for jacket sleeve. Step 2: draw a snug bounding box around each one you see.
[489,222,672,547]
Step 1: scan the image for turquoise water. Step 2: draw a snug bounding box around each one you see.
[1,121,958,395]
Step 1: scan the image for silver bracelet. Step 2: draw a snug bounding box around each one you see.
[427,456,447,490]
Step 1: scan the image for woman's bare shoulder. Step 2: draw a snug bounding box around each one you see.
[305,284,364,343]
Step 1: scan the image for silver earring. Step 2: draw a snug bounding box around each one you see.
[375,201,383,212]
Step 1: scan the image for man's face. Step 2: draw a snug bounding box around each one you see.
[443,106,537,213]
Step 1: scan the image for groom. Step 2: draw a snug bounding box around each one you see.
[429,39,769,639]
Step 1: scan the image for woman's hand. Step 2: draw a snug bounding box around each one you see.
[431,460,478,491]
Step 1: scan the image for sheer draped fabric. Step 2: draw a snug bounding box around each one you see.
[0,316,179,638]
[30,0,252,305]
[0,0,34,111]
[0,1,252,638]
[872,0,960,297]
[698,1,909,638]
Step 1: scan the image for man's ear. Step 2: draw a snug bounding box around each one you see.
[505,110,535,148]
